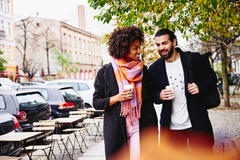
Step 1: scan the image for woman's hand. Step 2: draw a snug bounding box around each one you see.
[109,89,134,106]
[118,89,134,102]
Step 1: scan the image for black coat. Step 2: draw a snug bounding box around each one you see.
[149,48,215,146]
[93,63,158,159]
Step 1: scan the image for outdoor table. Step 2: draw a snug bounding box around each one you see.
[0,156,21,160]
[50,117,85,124]
[0,132,42,160]
[77,109,104,117]
[78,108,95,111]
[78,108,105,113]
[69,110,93,116]
[49,117,87,159]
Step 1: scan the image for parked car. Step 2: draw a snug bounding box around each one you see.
[46,79,94,108]
[0,89,51,131]
[19,85,84,118]
[0,112,22,156]
[20,81,46,86]
[0,78,20,90]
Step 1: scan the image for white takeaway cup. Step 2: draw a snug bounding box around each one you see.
[124,84,134,90]
[165,85,175,99]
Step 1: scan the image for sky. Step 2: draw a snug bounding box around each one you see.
[13,0,114,37]
[13,0,115,63]
[13,0,190,62]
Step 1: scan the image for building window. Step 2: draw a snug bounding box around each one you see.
[0,20,4,30]
[8,22,11,37]
[69,35,71,47]
[84,71,88,79]
[80,54,83,63]
[9,45,14,61]
[89,71,93,79]
[74,37,77,48]
[81,71,84,79]
[79,38,81,49]
[63,33,66,45]
[78,52,81,62]
[83,40,86,50]
[7,0,10,14]
[88,41,90,51]
[0,0,3,12]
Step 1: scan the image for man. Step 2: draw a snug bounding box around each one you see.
[149,29,216,151]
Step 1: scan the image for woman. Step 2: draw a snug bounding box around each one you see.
[93,26,158,160]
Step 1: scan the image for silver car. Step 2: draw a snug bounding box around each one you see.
[46,79,94,108]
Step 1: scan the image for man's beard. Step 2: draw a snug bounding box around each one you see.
[161,46,174,60]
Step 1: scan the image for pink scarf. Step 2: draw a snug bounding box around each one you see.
[111,58,143,124]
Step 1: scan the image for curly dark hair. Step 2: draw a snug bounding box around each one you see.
[108,26,144,58]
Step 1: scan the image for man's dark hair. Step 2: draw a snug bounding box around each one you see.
[108,26,144,58]
[155,29,177,42]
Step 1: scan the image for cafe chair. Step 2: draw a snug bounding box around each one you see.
[24,121,57,160]
[83,118,103,141]
[41,120,74,160]
[63,127,88,153]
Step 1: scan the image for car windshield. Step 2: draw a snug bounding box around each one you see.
[16,93,47,107]
[57,82,79,90]
[60,88,81,101]
[21,88,48,100]
[78,83,89,91]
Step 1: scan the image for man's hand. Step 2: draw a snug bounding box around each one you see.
[187,83,199,95]
[160,89,174,101]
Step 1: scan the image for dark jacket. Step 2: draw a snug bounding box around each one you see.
[149,48,215,146]
[93,63,158,159]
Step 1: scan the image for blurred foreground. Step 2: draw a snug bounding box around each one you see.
[110,128,240,160]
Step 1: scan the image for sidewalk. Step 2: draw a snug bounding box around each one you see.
[78,140,105,160]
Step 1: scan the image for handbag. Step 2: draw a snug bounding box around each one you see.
[186,52,220,109]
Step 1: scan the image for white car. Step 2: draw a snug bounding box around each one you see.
[45,79,94,108]
[0,78,20,90]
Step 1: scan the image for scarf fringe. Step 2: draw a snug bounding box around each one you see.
[120,101,142,120]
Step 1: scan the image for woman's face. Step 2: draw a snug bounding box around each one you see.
[124,40,141,62]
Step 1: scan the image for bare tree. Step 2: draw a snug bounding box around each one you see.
[25,58,39,80]
[15,17,40,80]
[36,25,56,75]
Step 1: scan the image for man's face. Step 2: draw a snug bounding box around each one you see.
[155,34,176,60]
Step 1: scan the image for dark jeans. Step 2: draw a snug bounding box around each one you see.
[162,128,213,152]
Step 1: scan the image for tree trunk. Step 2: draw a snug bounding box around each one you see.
[23,30,27,74]
[47,48,50,75]
[220,44,230,107]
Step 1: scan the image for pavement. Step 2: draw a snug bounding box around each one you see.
[20,86,239,160]
[78,140,105,160]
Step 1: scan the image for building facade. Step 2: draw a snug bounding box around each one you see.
[0,0,16,78]
[14,17,102,80]
[60,22,102,79]
[231,42,240,74]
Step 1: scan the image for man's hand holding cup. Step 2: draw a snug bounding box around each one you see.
[160,85,175,101]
